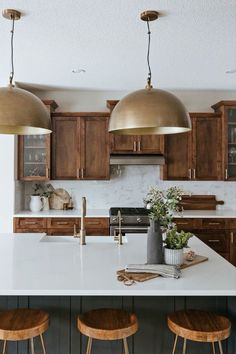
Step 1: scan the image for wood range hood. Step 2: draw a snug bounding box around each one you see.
[110,154,165,165]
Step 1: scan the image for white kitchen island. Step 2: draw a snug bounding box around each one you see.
[0,233,235,296]
[0,233,236,354]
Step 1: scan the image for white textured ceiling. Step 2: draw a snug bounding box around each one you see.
[0,0,236,91]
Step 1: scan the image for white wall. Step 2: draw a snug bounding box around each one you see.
[0,136,15,232]
[32,88,236,112]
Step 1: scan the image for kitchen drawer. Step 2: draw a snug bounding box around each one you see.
[14,217,47,230]
[48,228,109,236]
[226,218,236,229]
[174,218,201,230]
[86,229,110,236]
[47,218,80,229]
[195,231,229,253]
[85,218,109,229]
[201,218,226,229]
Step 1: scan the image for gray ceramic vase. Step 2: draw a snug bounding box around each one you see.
[147,219,163,264]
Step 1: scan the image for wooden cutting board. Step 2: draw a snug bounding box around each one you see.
[117,254,208,283]
[178,195,224,210]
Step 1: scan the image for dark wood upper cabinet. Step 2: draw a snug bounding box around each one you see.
[212,101,236,181]
[52,113,110,180]
[161,131,191,180]
[52,117,80,180]
[162,113,223,181]
[17,100,58,181]
[138,135,164,154]
[107,100,164,154]
[192,114,223,180]
[110,135,136,153]
[80,116,110,180]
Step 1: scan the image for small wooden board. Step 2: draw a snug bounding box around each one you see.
[179,195,224,210]
[117,254,208,283]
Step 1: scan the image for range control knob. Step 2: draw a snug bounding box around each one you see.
[137,217,142,223]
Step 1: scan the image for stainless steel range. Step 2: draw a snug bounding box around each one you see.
[109,207,150,236]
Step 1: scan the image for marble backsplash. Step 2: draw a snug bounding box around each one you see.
[18,165,236,211]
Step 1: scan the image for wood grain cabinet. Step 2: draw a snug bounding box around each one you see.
[162,113,223,180]
[52,113,110,180]
[212,101,236,180]
[174,217,236,264]
[14,217,109,236]
[107,100,164,154]
[17,100,58,181]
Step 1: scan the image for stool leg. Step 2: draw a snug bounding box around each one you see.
[212,342,216,354]
[218,341,223,354]
[30,338,35,354]
[123,338,129,354]
[183,338,187,354]
[40,334,47,354]
[2,341,7,354]
[86,337,92,354]
[171,335,178,354]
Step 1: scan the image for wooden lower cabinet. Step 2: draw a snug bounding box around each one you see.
[229,230,236,266]
[14,217,109,236]
[174,218,235,265]
[194,230,230,260]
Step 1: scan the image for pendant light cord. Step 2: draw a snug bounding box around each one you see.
[9,15,15,86]
[146,19,152,88]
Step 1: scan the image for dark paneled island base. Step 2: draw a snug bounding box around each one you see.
[0,296,235,354]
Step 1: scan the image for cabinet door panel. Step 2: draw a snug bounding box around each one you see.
[162,132,191,180]
[192,116,223,180]
[139,135,164,154]
[230,231,236,266]
[194,231,229,254]
[110,134,136,153]
[80,117,109,179]
[52,117,79,179]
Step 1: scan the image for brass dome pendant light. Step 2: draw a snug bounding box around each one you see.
[109,11,191,135]
[0,9,51,135]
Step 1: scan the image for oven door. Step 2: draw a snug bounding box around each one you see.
[110,226,148,236]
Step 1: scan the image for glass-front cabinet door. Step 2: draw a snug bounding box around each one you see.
[226,107,236,180]
[212,101,236,181]
[18,134,51,181]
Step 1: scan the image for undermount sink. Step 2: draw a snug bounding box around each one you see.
[40,235,128,244]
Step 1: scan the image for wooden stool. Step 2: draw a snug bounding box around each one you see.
[77,308,138,354]
[0,308,49,354]
[168,309,231,354]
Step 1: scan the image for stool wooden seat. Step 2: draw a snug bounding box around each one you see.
[77,308,138,354]
[168,309,231,354]
[0,308,49,354]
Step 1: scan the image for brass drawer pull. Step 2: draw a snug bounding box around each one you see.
[138,140,141,152]
[177,222,189,225]
[24,221,37,225]
[55,221,69,225]
[87,222,100,225]
[230,232,234,244]
[188,169,192,180]
[133,141,137,152]
[208,239,221,243]
[207,222,222,225]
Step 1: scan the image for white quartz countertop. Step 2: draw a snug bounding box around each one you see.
[14,209,109,218]
[0,233,235,296]
[14,208,236,219]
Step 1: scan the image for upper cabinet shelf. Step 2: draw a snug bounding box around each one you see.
[17,100,58,181]
[17,99,236,182]
[51,113,110,180]
[212,101,236,181]
[107,100,164,155]
[161,112,223,181]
